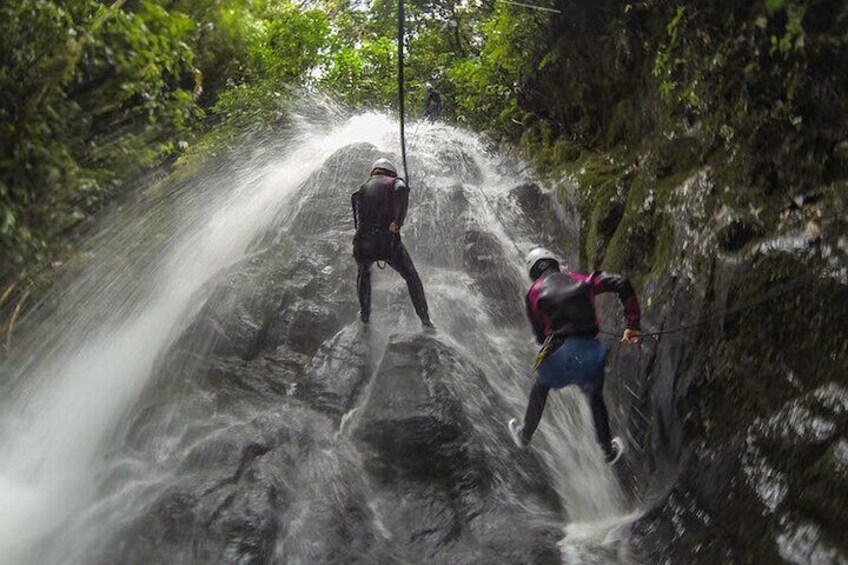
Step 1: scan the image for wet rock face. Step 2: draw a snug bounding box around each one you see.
[463,229,525,325]
[592,169,848,562]
[299,324,374,416]
[352,332,564,564]
[741,384,848,560]
[286,142,377,238]
[76,141,573,564]
[506,182,578,263]
[93,408,386,565]
[715,214,765,252]
[107,328,565,564]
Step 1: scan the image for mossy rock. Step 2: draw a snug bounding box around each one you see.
[601,166,696,280]
[548,138,582,165]
[604,97,653,148]
[562,152,633,268]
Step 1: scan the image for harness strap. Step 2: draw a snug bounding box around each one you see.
[531,334,555,371]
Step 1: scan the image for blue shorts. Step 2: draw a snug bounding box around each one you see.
[536,337,609,392]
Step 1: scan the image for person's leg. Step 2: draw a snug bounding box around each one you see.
[354,232,378,323]
[588,390,614,458]
[520,382,551,444]
[571,339,617,461]
[583,357,620,461]
[356,261,372,322]
[386,239,430,323]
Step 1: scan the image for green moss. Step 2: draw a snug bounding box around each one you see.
[604,98,648,147]
[549,138,582,165]
[560,153,630,268]
[655,134,703,177]
[518,122,584,174]
[601,165,695,282]
[648,216,675,283]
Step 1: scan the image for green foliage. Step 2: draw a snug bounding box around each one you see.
[2,0,846,300]
[447,58,505,127]
[319,37,396,109]
[648,0,848,193]
[445,4,548,129]
[211,2,329,127]
[653,6,700,109]
[0,0,201,276]
[0,0,330,280]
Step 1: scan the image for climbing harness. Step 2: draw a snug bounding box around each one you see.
[531,334,555,370]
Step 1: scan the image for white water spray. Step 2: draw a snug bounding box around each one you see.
[0,109,635,564]
[0,112,413,564]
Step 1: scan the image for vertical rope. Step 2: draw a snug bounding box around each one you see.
[397,0,409,183]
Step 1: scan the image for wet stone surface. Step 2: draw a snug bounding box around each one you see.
[67,140,573,564]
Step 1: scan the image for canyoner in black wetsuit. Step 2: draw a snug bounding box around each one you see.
[509,247,641,465]
[351,158,433,328]
[422,83,442,120]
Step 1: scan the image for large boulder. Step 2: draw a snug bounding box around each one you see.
[352,332,564,564]
[55,139,579,565]
[80,407,389,565]
[298,323,379,417]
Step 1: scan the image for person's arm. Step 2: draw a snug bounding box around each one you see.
[592,271,641,341]
[525,293,546,344]
[392,178,410,229]
[351,192,359,230]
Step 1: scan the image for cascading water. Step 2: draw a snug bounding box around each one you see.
[0,105,638,564]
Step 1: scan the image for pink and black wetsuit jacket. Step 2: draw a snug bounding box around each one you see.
[525,270,641,345]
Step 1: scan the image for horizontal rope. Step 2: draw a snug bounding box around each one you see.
[600,272,811,340]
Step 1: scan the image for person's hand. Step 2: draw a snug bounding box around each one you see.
[388,222,400,233]
[621,328,640,344]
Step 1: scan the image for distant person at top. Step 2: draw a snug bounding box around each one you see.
[509,247,641,464]
[351,158,434,329]
[422,83,442,120]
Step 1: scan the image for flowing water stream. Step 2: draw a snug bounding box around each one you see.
[0,106,639,564]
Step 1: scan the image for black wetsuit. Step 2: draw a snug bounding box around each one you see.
[423,89,442,119]
[351,174,429,323]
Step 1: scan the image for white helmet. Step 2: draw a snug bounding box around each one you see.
[371,158,397,176]
[525,247,559,280]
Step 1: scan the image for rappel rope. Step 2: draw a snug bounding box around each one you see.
[392,0,408,271]
[397,0,409,185]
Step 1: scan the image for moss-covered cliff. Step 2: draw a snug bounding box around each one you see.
[508,0,848,560]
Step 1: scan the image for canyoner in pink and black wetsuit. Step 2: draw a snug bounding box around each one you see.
[525,270,640,345]
[510,247,641,464]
